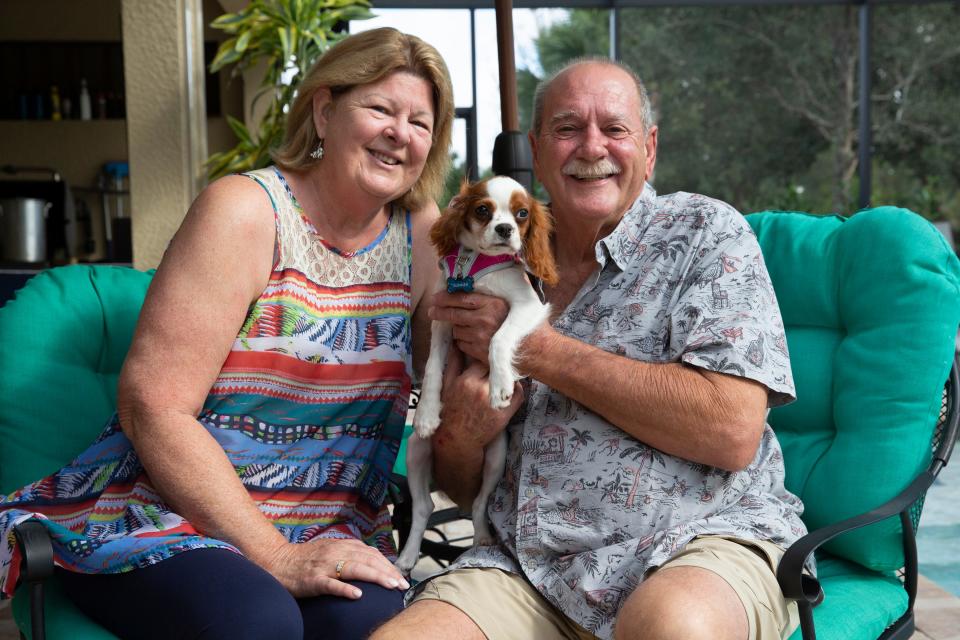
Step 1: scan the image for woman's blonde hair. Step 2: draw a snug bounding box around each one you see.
[273,27,454,211]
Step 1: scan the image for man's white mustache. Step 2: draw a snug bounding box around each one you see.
[562,159,621,178]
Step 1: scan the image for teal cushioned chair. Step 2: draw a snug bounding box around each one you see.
[0,264,153,639]
[0,263,418,639]
[746,208,960,639]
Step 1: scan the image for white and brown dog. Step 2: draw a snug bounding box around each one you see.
[395,176,558,574]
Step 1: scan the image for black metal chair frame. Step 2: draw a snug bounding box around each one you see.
[12,358,960,640]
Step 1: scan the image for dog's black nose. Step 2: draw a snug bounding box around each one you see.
[495,224,513,239]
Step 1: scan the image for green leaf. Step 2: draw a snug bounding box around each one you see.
[278,25,293,67]
[335,6,373,22]
[287,25,299,63]
[226,115,254,147]
[210,40,243,72]
[235,30,252,53]
[210,12,249,32]
[205,149,237,181]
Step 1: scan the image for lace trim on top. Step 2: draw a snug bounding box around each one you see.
[273,167,392,258]
[256,167,409,289]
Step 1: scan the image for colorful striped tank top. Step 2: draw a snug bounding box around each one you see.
[0,166,412,597]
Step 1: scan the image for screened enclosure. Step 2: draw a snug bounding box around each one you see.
[363,1,959,227]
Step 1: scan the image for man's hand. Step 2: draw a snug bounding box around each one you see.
[430,346,524,507]
[435,346,524,450]
[429,291,509,366]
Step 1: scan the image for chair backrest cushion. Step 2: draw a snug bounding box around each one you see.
[747,208,960,572]
[0,265,153,494]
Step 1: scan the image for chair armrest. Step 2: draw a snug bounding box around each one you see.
[12,519,53,640]
[13,519,54,582]
[777,470,935,602]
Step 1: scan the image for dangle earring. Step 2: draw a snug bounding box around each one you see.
[309,139,325,161]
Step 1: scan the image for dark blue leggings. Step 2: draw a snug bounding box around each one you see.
[57,548,404,639]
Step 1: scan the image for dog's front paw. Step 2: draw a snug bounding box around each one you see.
[488,375,514,410]
[413,401,441,438]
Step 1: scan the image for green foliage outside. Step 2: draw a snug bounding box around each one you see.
[441,154,495,211]
[205,0,373,181]
[517,5,960,225]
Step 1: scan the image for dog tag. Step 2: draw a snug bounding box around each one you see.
[446,276,475,293]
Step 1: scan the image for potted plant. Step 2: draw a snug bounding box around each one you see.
[206,0,373,180]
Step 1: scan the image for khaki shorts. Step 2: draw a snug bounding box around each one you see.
[409,535,800,640]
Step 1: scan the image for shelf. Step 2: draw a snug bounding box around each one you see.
[0,118,125,123]
[0,120,128,188]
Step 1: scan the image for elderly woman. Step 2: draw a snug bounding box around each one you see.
[0,27,452,639]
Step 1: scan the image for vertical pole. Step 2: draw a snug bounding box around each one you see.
[858,0,872,210]
[469,7,479,180]
[495,0,519,132]
[492,0,533,189]
[610,0,620,61]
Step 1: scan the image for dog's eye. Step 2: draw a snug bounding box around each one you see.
[475,205,491,220]
[516,208,529,220]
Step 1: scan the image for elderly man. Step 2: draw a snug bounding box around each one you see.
[374,58,806,640]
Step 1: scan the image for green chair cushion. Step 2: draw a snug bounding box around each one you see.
[786,553,908,640]
[392,424,414,477]
[1,265,152,639]
[13,579,118,640]
[747,208,960,572]
[0,265,153,494]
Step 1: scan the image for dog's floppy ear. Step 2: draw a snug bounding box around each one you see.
[430,180,471,256]
[523,197,558,286]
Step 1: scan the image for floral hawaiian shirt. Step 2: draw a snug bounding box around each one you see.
[418,184,807,639]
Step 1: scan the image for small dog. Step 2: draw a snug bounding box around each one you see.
[395,176,558,574]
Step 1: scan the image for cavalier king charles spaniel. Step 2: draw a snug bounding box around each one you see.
[396,176,558,574]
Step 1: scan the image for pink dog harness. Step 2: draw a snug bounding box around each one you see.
[440,245,521,293]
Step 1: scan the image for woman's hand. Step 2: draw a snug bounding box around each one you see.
[429,291,509,366]
[260,538,410,599]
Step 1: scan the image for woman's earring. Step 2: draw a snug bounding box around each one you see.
[310,140,325,161]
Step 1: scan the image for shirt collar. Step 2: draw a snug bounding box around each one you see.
[594,182,658,271]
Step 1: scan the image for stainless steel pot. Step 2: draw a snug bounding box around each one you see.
[0,197,51,264]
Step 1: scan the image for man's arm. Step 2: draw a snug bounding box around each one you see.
[518,325,769,472]
[431,291,769,474]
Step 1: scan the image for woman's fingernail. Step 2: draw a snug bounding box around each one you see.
[353,588,363,598]
[400,578,410,589]
[388,579,399,588]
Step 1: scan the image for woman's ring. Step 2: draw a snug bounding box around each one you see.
[335,559,347,579]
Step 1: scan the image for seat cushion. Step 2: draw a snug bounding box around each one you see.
[12,578,118,640]
[786,553,908,640]
[392,424,414,477]
[747,208,960,572]
[0,265,153,494]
